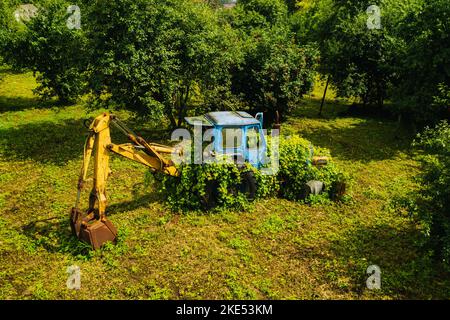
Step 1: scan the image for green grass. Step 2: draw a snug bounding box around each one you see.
[0,69,449,299]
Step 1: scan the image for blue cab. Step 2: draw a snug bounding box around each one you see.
[185,111,267,168]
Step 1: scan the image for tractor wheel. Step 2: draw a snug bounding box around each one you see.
[200,179,219,210]
[240,171,257,201]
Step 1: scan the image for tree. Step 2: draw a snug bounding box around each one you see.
[1,0,88,103]
[222,0,289,32]
[231,27,318,122]
[291,0,422,108]
[394,0,450,126]
[223,0,318,123]
[283,0,310,13]
[0,0,21,66]
[239,0,288,25]
[85,0,240,127]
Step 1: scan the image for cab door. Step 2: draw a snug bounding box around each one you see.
[220,126,245,164]
[245,126,263,168]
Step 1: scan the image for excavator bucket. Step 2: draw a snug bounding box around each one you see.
[70,208,117,250]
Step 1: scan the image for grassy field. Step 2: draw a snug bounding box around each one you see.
[1,68,449,299]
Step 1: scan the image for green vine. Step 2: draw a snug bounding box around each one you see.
[149,134,349,212]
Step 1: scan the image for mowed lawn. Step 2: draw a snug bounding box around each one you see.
[0,68,449,299]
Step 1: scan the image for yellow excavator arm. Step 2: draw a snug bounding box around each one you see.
[70,113,180,249]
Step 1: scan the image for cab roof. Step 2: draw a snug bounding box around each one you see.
[185,111,260,127]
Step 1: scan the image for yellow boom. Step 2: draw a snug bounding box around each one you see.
[70,113,180,249]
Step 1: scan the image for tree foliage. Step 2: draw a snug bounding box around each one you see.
[293,0,419,106]
[223,0,318,123]
[0,0,25,71]
[232,28,318,122]
[406,121,450,268]
[1,0,88,103]
[394,0,450,125]
[85,0,240,127]
[292,0,448,125]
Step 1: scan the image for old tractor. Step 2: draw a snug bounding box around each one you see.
[70,111,272,249]
[185,111,267,168]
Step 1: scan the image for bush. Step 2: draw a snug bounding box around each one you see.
[218,0,318,124]
[156,161,253,212]
[278,135,347,202]
[238,0,288,28]
[155,134,347,212]
[403,121,450,268]
[253,32,317,123]
[1,0,88,103]
[230,27,318,124]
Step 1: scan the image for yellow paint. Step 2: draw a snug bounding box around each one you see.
[75,113,179,221]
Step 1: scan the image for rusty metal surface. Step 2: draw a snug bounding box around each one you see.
[70,207,117,249]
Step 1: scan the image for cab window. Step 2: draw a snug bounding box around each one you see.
[246,126,260,149]
[222,127,242,149]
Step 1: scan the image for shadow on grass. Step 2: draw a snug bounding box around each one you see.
[21,192,160,257]
[287,98,415,162]
[301,223,450,299]
[292,97,350,120]
[295,95,397,120]
[297,120,413,162]
[0,118,135,166]
[107,191,161,216]
[0,119,89,165]
[0,96,57,113]
[22,217,93,257]
[0,67,25,76]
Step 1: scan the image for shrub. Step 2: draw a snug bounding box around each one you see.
[230,26,319,124]
[278,135,347,202]
[154,134,347,212]
[238,0,288,28]
[155,160,254,212]
[408,121,450,268]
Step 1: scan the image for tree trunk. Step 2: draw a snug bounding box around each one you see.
[166,104,177,129]
[319,76,330,116]
[176,85,190,127]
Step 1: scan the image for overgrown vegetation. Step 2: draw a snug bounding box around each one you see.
[398,121,450,269]
[0,0,449,300]
[277,135,348,202]
[156,134,347,212]
[1,70,449,299]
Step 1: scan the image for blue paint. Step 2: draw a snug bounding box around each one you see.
[185,111,268,168]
